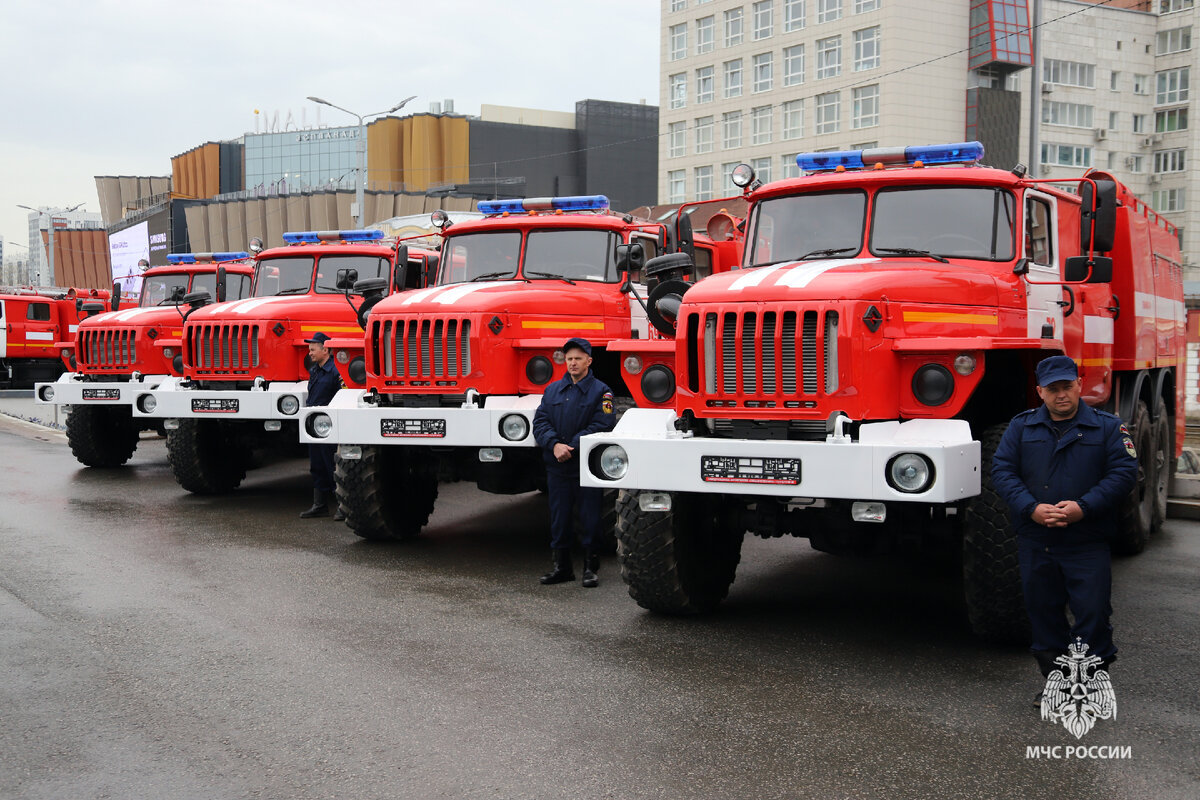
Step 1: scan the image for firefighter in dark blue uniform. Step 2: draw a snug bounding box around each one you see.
[300,332,344,520]
[532,338,617,587]
[991,355,1137,701]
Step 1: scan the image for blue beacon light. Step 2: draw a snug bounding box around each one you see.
[167,251,251,264]
[796,141,984,172]
[477,195,610,215]
[282,229,385,244]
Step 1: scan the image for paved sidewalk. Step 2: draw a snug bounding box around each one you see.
[0,390,66,430]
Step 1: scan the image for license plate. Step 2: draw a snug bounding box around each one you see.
[82,388,120,400]
[191,398,239,413]
[381,418,446,438]
[700,455,801,485]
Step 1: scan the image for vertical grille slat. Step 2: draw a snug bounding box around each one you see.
[740,312,757,395]
[781,311,797,394]
[721,312,737,395]
[433,320,445,375]
[761,312,777,394]
[802,311,819,394]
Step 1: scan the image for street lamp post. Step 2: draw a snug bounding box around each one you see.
[305,95,416,228]
[18,202,83,286]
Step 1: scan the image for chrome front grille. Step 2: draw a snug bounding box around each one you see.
[79,328,137,369]
[371,318,473,380]
[187,323,260,374]
[689,306,839,403]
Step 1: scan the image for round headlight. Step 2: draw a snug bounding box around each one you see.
[624,355,643,375]
[526,355,553,385]
[336,350,350,364]
[599,445,629,480]
[641,365,676,404]
[60,348,71,359]
[887,453,934,494]
[431,209,449,228]
[163,347,174,359]
[953,353,977,376]
[139,394,157,413]
[912,364,954,406]
[309,413,333,438]
[731,163,756,187]
[499,413,530,441]
[278,395,300,415]
[39,385,55,402]
[551,349,565,365]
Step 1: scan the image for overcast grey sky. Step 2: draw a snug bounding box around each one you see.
[0,0,661,259]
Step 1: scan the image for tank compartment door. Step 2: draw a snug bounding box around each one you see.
[1023,191,1064,341]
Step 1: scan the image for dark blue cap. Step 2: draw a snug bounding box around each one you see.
[305,332,331,345]
[1036,355,1078,386]
[563,337,592,356]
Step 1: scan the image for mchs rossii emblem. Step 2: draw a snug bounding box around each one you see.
[1040,638,1117,739]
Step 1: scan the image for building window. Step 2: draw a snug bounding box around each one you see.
[696,15,715,54]
[668,122,687,158]
[668,169,685,203]
[695,116,715,154]
[723,162,741,193]
[695,166,714,201]
[1109,111,1119,130]
[1110,71,1120,91]
[784,0,806,31]
[817,36,842,79]
[670,23,688,61]
[670,73,687,109]
[751,157,772,184]
[784,44,806,85]
[723,111,743,148]
[853,26,879,71]
[782,99,804,139]
[752,105,774,144]
[1133,114,1147,133]
[724,59,744,98]
[1158,27,1191,55]
[1128,154,1144,173]
[1134,74,1150,95]
[1152,188,1186,213]
[753,0,774,39]
[781,154,801,178]
[1042,101,1095,128]
[724,7,744,46]
[1160,0,1194,14]
[852,85,879,128]
[1156,107,1188,132]
[818,0,842,24]
[1040,143,1092,168]
[696,66,715,103]
[816,91,840,134]
[1154,148,1186,172]
[854,0,879,11]
[671,0,687,11]
[1156,67,1189,105]
[1043,59,1095,89]
[753,52,774,92]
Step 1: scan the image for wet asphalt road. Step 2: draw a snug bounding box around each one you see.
[0,414,1197,800]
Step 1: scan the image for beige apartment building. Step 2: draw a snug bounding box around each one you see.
[659,0,1199,270]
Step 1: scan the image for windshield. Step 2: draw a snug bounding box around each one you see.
[871,187,1016,261]
[315,255,390,294]
[253,257,314,297]
[437,232,522,284]
[138,273,191,307]
[524,230,619,282]
[191,272,252,302]
[746,191,866,267]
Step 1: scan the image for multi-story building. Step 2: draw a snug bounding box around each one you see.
[659,0,1198,272]
[24,208,104,284]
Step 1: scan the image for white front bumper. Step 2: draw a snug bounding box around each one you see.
[34,373,167,407]
[129,376,308,420]
[298,389,542,447]
[579,409,981,504]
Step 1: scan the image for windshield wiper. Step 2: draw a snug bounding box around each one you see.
[526,271,576,285]
[470,271,515,282]
[875,247,949,264]
[274,287,310,295]
[747,247,855,268]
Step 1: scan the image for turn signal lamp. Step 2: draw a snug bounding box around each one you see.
[477,195,610,215]
[167,251,250,264]
[797,142,984,173]
[282,229,385,244]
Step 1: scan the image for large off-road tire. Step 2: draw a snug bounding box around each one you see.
[1150,397,1172,532]
[1114,400,1154,555]
[961,423,1030,644]
[65,405,141,468]
[615,489,744,615]
[574,396,636,554]
[166,419,249,494]
[336,445,438,541]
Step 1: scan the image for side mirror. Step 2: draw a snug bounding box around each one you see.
[675,212,695,260]
[170,286,187,302]
[216,266,228,303]
[392,245,410,292]
[1080,177,1117,253]
[111,281,122,311]
[81,301,105,318]
[336,268,360,291]
[615,243,646,273]
[1064,256,1113,283]
[353,277,389,329]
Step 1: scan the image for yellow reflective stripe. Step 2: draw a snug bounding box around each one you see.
[521,320,606,330]
[902,311,997,325]
[299,325,362,333]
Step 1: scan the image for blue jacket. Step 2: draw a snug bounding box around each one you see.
[533,371,617,472]
[991,402,1138,545]
[306,358,342,407]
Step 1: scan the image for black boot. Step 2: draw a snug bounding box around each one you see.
[540,549,575,584]
[300,488,329,518]
[582,551,600,588]
[332,492,345,522]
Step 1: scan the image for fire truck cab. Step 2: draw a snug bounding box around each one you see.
[1,285,111,388]
[34,254,255,467]
[579,143,1185,641]
[131,229,436,494]
[299,195,741,541]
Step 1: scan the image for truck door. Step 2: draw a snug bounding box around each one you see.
[1023,191,1066,342]
[23,300,58,358]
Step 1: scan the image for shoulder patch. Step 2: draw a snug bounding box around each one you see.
[601,391,614,415]
[1119,423,1130,437]
[1123,435,1137,459]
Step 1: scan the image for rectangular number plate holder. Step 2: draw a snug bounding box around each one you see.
[700,455,801,485]
[381,418,447,438]
[191,398,239,413]
[82,388,120,400]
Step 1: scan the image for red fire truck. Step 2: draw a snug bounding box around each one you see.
[130,229,437,494]
[1,285,111,388]
[34,253,255,467]
[578,142,1185,642]
[298,195,741,541]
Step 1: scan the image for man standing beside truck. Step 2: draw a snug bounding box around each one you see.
[300,332,343,520]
